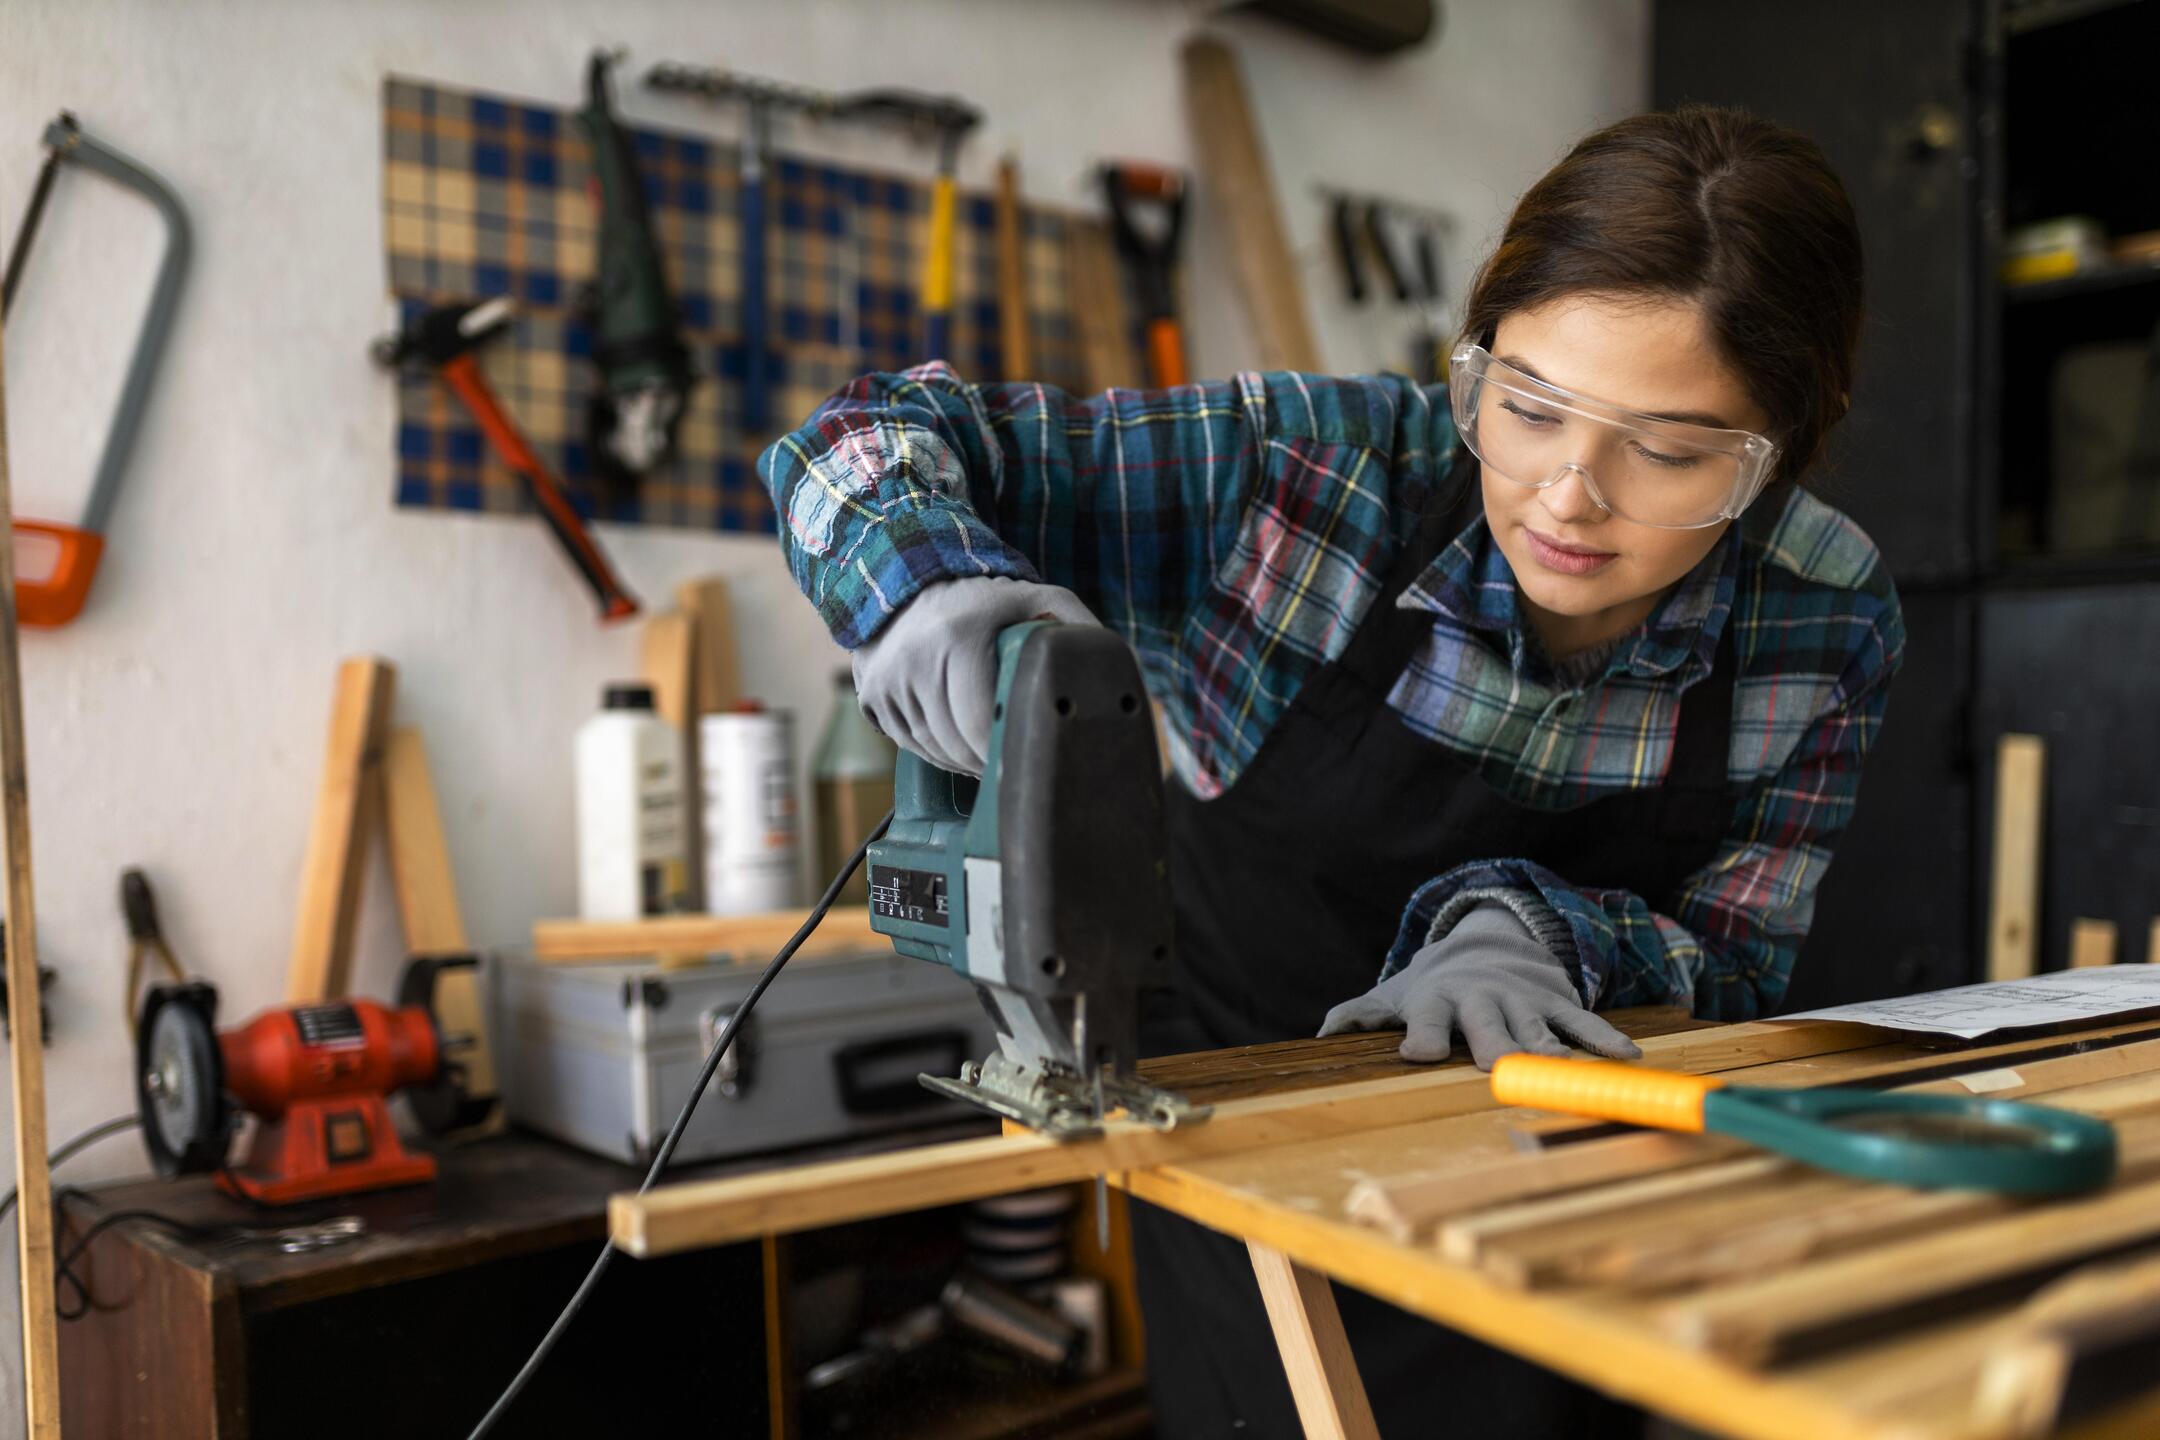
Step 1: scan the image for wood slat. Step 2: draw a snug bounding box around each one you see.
[2071,919,2119,969]
[1988,733,2047,982]
[1657,1174,2160,1366]
[1448,1040,2160,1288]
[0,306,63,1438]
[1141,1005,1700,1107]
[1974,1250,2160,1439]
[286,656,395,1002]
[614,1020,1883,1257]
[383,725,497,1108]
[530,908,882,964]
[1249,1242,1379,1440]
[1180,37,1321,371]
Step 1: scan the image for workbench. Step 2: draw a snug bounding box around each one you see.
[54,1126,1147,1439]
[610,1007,2160,1440]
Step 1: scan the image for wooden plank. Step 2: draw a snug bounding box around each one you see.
[286,656,396,1002]
[1248,1242,1379,1440]
[676,577,741,716]
[1141,1005,1701,1107]
[383,725,497,1107]
[1976,1250,2160,1439]
[2071,918,2118,969]
[1447,1040,2160,1287]
[531,908,882,964]
[0,304,63,1438]
[611,1021,1885,1257]
[1067,222,1140,392]
[1508,1109,2160,1296]
[1988,733,2047,982]
[1658,1173,2160,1366]
[1181,36,1322,371]
[1346,1131,1740,1243]
[640,607,696,731]
[1508,1013,2160,1150]
[994,155,1031,379]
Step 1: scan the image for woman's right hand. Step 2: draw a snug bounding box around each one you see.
[851,576,1101,777]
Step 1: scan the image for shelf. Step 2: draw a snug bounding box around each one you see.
[835,1363,1150,1440]
[2002,259,2160,305]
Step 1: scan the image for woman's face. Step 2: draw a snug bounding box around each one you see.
[1479,292,1769,657]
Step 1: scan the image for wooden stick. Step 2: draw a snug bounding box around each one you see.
[1249,1242,1379,1440]
[675,577,740,716]
[2071,918,2118,969]
[286,656,395,1002]
[639,608,696,731]
[532,908,881,964]
[1657,1174,2160,1366]
[1988,733,2047,981]
[383,725,497,1107]
[1067,222,1140,392]
[0,277,63,1440]
[1181,36,1322,371]
[994,155,1032,379]
[611,1021,1882,1257]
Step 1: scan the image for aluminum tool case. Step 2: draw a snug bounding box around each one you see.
[493,949,998,1165]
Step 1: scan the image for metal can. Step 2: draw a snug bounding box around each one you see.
[698,708,802,915]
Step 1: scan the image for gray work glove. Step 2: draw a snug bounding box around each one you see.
[1318,902,1643,1071]
[851,575,1100,777]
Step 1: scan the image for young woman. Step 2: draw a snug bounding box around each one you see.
[762,106,1901,1437]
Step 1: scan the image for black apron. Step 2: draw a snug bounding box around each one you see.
[1135,481,1738,1438]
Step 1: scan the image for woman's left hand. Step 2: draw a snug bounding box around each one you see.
[1318,902,1644,1070]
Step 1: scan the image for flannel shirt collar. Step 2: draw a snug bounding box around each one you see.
[1398,515,1742,688]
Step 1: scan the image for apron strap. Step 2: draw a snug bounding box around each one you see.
[1339,450,1481,689]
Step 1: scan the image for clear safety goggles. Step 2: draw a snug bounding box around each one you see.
[1450,343,1779,530]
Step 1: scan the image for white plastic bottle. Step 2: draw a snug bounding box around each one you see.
[576,683,687,920]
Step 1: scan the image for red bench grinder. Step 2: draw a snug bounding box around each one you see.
[135,957,488,1205]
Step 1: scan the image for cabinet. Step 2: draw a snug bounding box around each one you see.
[1655,0,2160,1003]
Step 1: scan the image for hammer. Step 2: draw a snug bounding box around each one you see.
[374,297,640,621]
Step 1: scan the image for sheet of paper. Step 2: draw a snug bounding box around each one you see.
[1776,963,2160,1039]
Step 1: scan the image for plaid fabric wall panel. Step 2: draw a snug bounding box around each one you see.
[383,76,1098,533]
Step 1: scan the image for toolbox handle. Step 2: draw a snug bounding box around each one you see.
[833,1028,971,1115]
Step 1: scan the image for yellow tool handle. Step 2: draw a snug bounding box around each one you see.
[1489,1055,1725,1134]
[924,174,958,311]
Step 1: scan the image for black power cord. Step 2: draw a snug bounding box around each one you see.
[466,809,895,1439]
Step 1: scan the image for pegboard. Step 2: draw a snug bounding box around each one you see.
[382,75,1095,533]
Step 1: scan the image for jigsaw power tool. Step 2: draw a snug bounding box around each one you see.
[866,622,1210,1139]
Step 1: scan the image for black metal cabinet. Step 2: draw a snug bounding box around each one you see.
[1653,0,1981,584]
[1974,586,2160,970]
[1783,590,1978,1011]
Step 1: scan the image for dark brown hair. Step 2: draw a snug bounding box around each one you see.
[1460,105,1864,489]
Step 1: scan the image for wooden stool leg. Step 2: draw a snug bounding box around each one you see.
[1248,1241,1381,1440]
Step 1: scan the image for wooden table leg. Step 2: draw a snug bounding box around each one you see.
[1248,1241,1381,1440]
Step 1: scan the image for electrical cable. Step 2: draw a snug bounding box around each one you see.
[1,1114,140,1224]
[465,809,895,1439]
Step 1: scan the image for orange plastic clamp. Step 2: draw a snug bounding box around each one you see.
[1489,1055,1725,1134]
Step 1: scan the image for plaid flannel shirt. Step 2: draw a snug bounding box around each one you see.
[760,364,1905,1019]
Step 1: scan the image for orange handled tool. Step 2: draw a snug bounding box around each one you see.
[1491,1054,2117,1196]
[1101,163,1189,388]
[3,113,191,627]
[373,298,638,622]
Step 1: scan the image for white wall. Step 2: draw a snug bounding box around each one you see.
[0,0,1644,1417]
